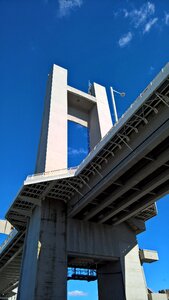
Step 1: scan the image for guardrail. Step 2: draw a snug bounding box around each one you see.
[26,166,78,181]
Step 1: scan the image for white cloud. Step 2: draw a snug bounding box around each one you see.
[115,2,159,45]
[118,32,133,47]
[123,9,129,18]
[68,147,88,156]
[143,17,158,33]
[68,290,88,296]
[123,2,155,28]
[164,12,169,25]
[58,0,83,17]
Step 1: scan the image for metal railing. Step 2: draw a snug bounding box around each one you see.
[26,166,78,181]
[68,268,97,281]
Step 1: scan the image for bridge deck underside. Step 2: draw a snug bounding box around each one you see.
[73,135,169,224]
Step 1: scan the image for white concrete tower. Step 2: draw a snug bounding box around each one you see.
[35,64,112,173]
[18,64,115,300]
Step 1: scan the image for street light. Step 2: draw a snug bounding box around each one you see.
[110,87,125,123]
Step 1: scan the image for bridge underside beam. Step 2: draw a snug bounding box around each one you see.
[85,146,169,223]
[69,121,169,223]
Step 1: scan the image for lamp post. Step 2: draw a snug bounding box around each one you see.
[110,87,125,123]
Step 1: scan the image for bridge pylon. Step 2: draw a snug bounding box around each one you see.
[2,63,169,300]
[17,64,148,300]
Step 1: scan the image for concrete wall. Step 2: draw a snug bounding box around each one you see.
[98,261,125,300]
[67,219,148,300]
[67,218,119,257]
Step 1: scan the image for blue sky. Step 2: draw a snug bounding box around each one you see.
[0,0,169,298]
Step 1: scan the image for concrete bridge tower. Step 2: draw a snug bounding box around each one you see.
[14,64,169,300]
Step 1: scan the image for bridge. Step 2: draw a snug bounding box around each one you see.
[0,63,169,300]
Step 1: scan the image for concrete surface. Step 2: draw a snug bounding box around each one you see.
[140,249,159,263]
[36,64,112,173]
[0,220,13,235]
[148,293,168,300]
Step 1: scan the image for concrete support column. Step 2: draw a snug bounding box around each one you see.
[120,244,148,300]
[18,199,67,300]
[98,261,125,300]
[36,64,68,173]
[93,83,112,137]
[35,199,67,300]
[89,83,112,150]
[17,206,41,300]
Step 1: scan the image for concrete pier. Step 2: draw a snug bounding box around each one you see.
[19,211,148,300]
[35,199,67,300]
[98,261,125,300]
